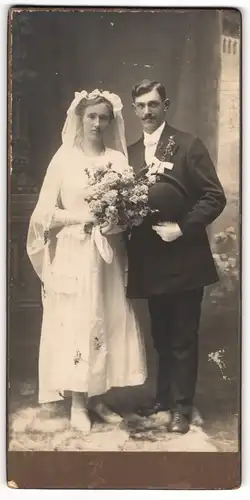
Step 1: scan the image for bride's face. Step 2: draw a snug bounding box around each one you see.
[81,103,111,140]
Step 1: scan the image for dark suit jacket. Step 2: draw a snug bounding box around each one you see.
[126,122,227,298]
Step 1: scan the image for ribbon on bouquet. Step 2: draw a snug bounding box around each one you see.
[91,225,113,264]
[55,224,114,263]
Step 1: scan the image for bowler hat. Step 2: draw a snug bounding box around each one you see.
[148,173,187,221]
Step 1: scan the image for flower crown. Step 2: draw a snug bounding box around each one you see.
[67,89,123,116]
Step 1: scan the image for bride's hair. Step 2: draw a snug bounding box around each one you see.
[75,95,114,121]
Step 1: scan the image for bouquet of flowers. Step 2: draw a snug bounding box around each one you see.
[83,162,156,232]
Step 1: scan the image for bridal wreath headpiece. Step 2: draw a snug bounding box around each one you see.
[61,89,127,158]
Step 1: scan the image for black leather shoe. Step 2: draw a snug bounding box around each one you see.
[168,411,190,434]
[137,401,170,417]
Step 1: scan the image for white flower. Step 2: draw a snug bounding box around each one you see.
[214,232,227,244]
[89,200,104,213]
[220,253,228,261]
[105,205,119,224]
[225,226,237,240]
[134,184,148,195]
[120,169,135,183]
[127,209,135,217]
[130,195,141,204]
[120,188,129,197]
[225,226,236,235]
[103,172,120,186]
[102,190,118,204]
[145,172,157,184]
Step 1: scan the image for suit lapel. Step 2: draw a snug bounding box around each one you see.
[154,122,176,161]
[131,138,146,174]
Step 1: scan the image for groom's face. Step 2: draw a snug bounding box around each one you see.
[133,88,167,133]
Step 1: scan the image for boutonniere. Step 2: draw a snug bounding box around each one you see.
[157,135,178,162]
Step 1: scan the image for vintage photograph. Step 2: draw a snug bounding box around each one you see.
[8,7,241,456]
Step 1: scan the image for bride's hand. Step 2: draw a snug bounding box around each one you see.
[100,222,123,235]
[51,208,95,228]
[100,222,113,235]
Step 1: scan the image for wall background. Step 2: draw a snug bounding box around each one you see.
[11,9,220,185]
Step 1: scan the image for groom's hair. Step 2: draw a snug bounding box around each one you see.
[132,80,167,102]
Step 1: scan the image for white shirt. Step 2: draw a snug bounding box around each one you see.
[143,121,165,166]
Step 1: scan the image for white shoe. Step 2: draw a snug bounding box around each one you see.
[70,407,91,434]
[92,402,122,424]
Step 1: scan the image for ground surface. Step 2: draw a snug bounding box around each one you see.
[8,289,239,452]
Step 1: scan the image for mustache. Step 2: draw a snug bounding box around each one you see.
[143,114,155,120]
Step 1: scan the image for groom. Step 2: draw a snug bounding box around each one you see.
[126,79,226,433]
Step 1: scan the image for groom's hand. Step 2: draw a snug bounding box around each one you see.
[152,222,183,242]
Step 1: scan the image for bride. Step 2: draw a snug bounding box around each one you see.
[26,89,147,433]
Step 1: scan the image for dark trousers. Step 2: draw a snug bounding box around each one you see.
[148,287,204,417]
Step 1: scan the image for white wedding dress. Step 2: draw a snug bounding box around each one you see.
[27,145,147,403]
